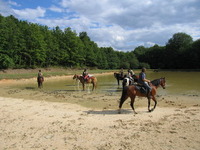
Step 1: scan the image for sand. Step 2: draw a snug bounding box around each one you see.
[0,75,200,150]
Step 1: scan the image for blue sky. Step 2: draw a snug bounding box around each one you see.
[0,0,200,51]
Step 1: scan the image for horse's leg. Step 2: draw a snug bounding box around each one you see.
[130,96,137,114]
[147,97,151,112]
[38,81,41,88]
[82,83,85,91]
[92,82,94,91]
[117,79,120,86]
[94,82,97,90]
[118,87,129,114]
[118,96,129,114]
[150,96,157,112]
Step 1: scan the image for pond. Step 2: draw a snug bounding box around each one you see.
[14,71,200,96]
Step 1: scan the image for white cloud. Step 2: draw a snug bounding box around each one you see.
[8,0,20,7]
[49,5,64,13]
[13,6,46,19]
[0,0,15,16]
[1,0,200,51]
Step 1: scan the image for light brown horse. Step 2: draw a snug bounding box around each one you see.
[73,74,97,91]
[118,77,166,114]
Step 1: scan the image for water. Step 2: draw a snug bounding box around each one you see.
[14,71,200,96]
[147,71,200,96]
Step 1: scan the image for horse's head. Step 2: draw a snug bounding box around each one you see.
[73,74,78,80]
[151,77,166,89]
[160,77,166,89]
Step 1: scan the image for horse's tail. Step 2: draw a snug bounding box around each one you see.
[119,86,129,109]
[91,77,97,91]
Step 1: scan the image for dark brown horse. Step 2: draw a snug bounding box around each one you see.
[118,77,166,114]
[37,77,44,88]
[73,74,97,91]
[114,72,125,85]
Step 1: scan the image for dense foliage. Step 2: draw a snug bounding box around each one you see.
[0,15,200,69]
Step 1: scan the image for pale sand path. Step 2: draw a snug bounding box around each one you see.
[0,96,200,150]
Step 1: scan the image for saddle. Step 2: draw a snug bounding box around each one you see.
[83,75,93,83]
[134,84,148,94]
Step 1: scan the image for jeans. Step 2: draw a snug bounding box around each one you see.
[143,82,152,93]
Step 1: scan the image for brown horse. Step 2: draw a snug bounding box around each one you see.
[118,77,166,114]
[37,77,44,88]
[73,74,97,91]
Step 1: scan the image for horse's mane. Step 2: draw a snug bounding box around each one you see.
[151,78,161,86]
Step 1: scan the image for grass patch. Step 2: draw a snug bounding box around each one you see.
[0,68,117,80]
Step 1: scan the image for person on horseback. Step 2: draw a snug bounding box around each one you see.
[127,68,134,83]
[82,68,89,82]
[128,68,135,77]
[138,67,152,98]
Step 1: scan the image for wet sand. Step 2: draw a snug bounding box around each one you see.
[0,75,200,150]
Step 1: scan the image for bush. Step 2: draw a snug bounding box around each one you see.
[139,62,150,69]
[0,54,14,69]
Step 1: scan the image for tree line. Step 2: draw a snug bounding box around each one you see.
[0,15,200,70]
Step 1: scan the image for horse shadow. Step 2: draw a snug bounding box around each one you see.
[25,87,36,90]
[84,109,151,115]
[84,109,133,115]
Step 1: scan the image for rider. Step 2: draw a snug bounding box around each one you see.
[138,67,152,98]
[82,68,89,82]
[128,69,135,77]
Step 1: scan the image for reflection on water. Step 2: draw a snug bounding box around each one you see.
[16,71,200,96]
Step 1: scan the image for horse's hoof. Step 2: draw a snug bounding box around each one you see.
[133,111,137,114]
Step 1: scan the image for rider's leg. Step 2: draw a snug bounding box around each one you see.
[144,82,152,98]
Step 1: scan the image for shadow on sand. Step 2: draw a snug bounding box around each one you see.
[84,109,150,115]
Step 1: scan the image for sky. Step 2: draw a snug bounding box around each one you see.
[0,0,200,51]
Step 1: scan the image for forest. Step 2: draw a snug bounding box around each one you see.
[0,14,200,70]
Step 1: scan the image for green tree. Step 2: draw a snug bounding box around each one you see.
[165,32,193,69]
[0,53,14,69]
[79,32,98,67]
[64,28,85,67]
[185,39,200,69]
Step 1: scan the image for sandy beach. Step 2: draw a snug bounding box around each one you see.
[0,75,200,150]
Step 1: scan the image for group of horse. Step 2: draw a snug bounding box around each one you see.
[38,72,166,114]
